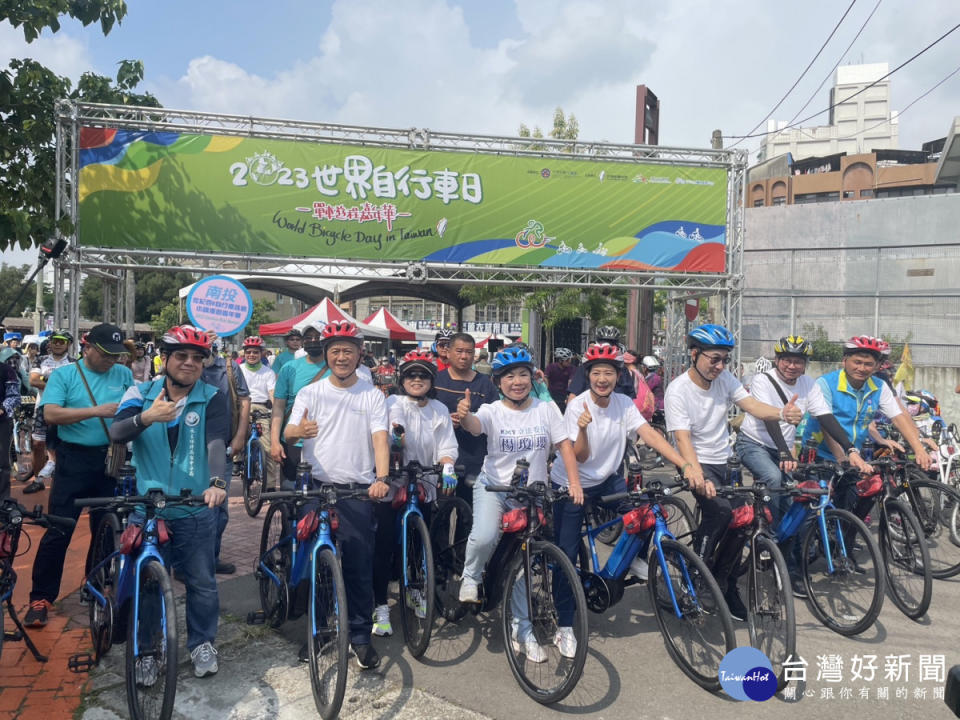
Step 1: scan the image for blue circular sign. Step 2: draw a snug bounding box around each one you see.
[185,275,253,338]
[718,647,778,702]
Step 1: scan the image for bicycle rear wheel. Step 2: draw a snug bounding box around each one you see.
[906,475,960,579]
[501,540,588,704]
[308,546,349,720]
[89,513,122,657]
[802,508,884,636]
[879,498,932,619]
[243,444,265,517]
[746,534,795,690]
[430,497,472,621]
[125,558,177,720]
[399,513,435,658]
[258,501,292,628]
[649,538,735,692]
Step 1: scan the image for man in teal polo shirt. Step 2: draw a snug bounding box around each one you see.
[25,323,134,628]
[270,322,328,483]
[272,329,302,373]
[110,325,229,680]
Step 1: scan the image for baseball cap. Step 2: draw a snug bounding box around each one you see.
[86,323,127,355]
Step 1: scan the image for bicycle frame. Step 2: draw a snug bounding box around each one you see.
[777,469,846,576]
[398,465,432,594]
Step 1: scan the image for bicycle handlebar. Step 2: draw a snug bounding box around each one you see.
[260,485,371,504]
[484,482,568,502]
[1,498,76,532]
[74,491,210,509]
[600,476,688,505]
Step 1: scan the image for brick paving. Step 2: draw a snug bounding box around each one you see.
[0,476,263,720]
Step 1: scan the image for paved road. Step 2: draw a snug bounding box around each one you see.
[78,476,960,720]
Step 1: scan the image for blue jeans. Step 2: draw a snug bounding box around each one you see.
[463,472,505,585]
[735,433,790,527]
[136,507,219,651]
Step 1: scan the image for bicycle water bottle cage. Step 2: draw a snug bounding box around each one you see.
[793,480,821,503]
[391,485,409,509]
[622,504,656,534]
[501,507,528,533]
[855,474,884,498]
[296,510,321,540]
[728,504,754,530]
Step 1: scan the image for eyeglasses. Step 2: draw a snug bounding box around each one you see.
[701,353,730,366]
[171,350,206,363]
[778,356,807,366]
[405,372,432,381]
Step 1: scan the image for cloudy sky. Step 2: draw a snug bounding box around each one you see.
[2,0,959,265]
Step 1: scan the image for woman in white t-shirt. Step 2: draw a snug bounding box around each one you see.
[551,344,698,599]
[456,347,582,660]
[372,350,458,638]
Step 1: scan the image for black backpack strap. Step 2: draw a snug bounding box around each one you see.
[763,371,790,405]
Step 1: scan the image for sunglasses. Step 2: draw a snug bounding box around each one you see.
[405,372,432,381]
[171,350,206,363]
[701,353,730,366]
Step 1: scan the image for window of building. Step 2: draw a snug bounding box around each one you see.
[771,196,786,206]
[753,199,765,207]
[275,293,285,304]
[843,190,856,199]
[859,188,874,197]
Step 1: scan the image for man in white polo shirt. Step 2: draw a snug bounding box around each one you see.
[238,336,278,489]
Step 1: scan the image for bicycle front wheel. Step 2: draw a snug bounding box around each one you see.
[258,501,292,628]
[906,475,960,578]
[89,513,122,658]
[501,540,588,704]
[649,538,735,692]
[399,513,435,658]
[879,498,932,619]
[802,508,884,636]
[430,496,472,622]
[243,444,265,517]
[308,547,349,720]
[125,559,177,720]
[746,534,795,690]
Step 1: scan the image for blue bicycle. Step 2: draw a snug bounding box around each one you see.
[72,477,208,720]
[582,474,735,692]
[253,463,369,720]
[242,408,271,517]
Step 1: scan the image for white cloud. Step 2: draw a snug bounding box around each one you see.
[0,20,93,83]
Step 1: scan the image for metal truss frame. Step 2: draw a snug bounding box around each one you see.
[54,101,746,357]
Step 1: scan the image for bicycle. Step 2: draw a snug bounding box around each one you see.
[776,462,885,636]
[590,475,735,692]
[241,408,271,517]
[251,465,370,720]
[0,497,75,662]
[11,397,35,475]
[433,461,588,704]
[71,481,209,720]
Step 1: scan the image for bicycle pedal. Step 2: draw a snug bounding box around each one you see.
[247,610,266,625]
[68,653,97,673]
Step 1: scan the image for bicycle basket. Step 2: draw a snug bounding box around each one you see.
[793,480,821,503]
[622,504,656,534]
[855,473,883,498]
[728,504,754,529]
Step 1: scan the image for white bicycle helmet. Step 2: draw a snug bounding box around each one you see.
[753,356,772,374]
[641,355,660,370]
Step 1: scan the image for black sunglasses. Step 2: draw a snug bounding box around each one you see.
[405,372,432,380]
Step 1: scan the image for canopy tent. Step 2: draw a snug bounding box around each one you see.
[363,308,435,342]
[258,298,390,338]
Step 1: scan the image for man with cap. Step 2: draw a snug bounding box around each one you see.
[4,331,22,350]
[24,323,134,627]
[272,329,302,373]
[24,329,75,494]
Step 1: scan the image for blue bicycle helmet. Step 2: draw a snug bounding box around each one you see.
[687,324,735,350]
[491,347,535,376]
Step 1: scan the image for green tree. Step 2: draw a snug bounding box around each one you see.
[1,1,159,252]
[518,107,579,152]
[802,323,843,362]
[0,263,54,319]
[149,299,182,337]
[244,299,276,337]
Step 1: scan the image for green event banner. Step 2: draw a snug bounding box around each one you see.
[77,127,729,273]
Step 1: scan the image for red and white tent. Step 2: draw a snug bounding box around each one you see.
[363,308,435,342]
[259,298,389,338]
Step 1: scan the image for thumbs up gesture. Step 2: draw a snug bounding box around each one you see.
[143,387,178,425]
[299,408,319,439]
[457,389,472,418]
[781,394,803,425]
[577,405,593,429]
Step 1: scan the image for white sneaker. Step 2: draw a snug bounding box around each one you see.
[405,589,427,619]
[554,627,577,659]
[37,460,56,479]
[190,641,218,678]
[458,579,479,603]
[629,556,649,581]
[511,635,547,663]
[372,603,393,636]
[135,656,159,687]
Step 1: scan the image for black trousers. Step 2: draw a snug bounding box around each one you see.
[692,462,749,589]
[0,414,11,499]
[335,495,377,646]
[30,442,115,603]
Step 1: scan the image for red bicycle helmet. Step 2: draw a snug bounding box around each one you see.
[843,335,889,357]
[162,325,213,356]
[242,336,265,349]
[321,320,363,345]
[582,342,622,371]
[399,350,437,379]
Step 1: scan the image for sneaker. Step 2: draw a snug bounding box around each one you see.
[724,583,749,622]
[372,604,393,636]
[37,460,56,479]
[190,642,219,678]
[215,561,236,575]
[790,574,808,599]
[135,656,159,688]
[24,599,52,627]
[458,578,479,604]
[511,635,547,663]
[353,643,381,670]
[22,479,46,494]
[554,627,577,659]
[405,588,427,619]
[629,556,649,582]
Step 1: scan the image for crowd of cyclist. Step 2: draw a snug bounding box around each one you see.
[2,314,948,686]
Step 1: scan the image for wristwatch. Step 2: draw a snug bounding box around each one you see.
[209,477,227,490]
[375,476,389,484]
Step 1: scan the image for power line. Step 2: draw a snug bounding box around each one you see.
[784,0,883,127]
[725,21,960,140]
[728,0,858,148]
[836,61,960,140]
